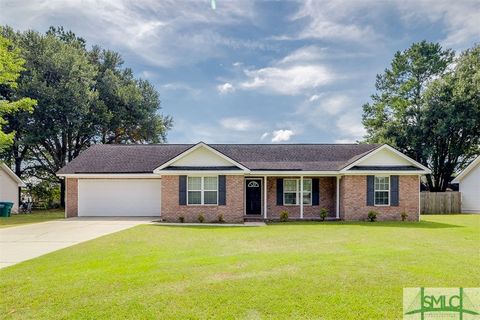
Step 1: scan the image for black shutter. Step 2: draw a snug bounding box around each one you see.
[276,178,283,205]
[390,175,399,206]
[312,178,319,206]
[218,175,226,205]
[179,175,187,205]
[367,175,374,206]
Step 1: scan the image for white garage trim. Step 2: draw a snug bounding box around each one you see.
[78,179,161,217]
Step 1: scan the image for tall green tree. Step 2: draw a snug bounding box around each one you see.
[421,45,480,191]
[0,35,35,151]
[1,26,172,205]
[362,41,479,191]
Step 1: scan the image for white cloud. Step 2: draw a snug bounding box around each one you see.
[335,138,357,144]
[318,95,350,115]
[286,0,480,49]
[283,0,381,43]
[241,65,334,95]
[260,132,269,140]
[397,1,480,48]
[0,0,258,67]
[296,94,352,123]
[279,46,328,64]
[217,82,235,94]
[271,129,294,143]
[220,117,254,131]
[161,82,200,96]
[227,45,340,96]
[336,113,366,142]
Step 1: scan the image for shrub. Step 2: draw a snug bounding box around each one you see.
[320,208,329,221]
[217,213,225,223]
[279,211,289,222]
[198,214,205,223]
[401,211,408,221]
[367,210,378,222]
[178,216,185,223]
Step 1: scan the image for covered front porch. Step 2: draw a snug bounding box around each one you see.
[243,175,341,221]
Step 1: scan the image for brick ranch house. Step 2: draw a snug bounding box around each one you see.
[57,142,430,222]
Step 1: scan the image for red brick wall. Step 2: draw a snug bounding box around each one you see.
[340,175,419,221]
[266,177,336,219]
[65,178,78,218]
[161,175,244,223]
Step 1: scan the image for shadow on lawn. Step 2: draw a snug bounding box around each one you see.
[266,220,462,229]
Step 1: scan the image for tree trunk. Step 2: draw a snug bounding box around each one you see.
[426,174,435,191]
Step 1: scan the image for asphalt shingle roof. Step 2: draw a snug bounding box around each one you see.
[57,143,381,174]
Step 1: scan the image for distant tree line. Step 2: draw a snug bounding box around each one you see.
[0,26,172,206]
[362,41,480,191]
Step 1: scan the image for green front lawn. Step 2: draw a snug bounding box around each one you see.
[0,209,64,228]
[1,215,479,319]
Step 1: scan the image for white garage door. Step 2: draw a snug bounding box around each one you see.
[78,179,161,217]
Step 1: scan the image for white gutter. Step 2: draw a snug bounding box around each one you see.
[57,173,161,179]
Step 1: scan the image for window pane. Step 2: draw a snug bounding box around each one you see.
[375,177,389,191]
[284,179,297,192]
[188,191,201,204]
[303,179,312,192]
[284,192,297,205]
[204,191,218,204]
[203,177,218,190]
[303,192,312,205]
[188,177,201,190]
[375,191,389,205]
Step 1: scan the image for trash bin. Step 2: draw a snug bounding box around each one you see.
[0,202,14,217]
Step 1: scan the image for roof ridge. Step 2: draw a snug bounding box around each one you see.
[90,143,379,146]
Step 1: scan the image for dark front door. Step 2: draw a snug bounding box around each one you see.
[246,179,262,215]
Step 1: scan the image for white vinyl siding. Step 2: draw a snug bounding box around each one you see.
[374,176,390,206]
[187,176,218,205]
[283,179,312,205]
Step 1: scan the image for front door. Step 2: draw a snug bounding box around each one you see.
[246,179,262,215]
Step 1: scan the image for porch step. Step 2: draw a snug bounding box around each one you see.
[243,215,264,222]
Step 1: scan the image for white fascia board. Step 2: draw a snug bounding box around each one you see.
[344,171,428,175]
[1,163,26,186]
[158,170,246,175]
[340,144,431,173]
[153,142,250,173]
[56,173,161,179]
[452,155,480,183]
[246,171,339,176]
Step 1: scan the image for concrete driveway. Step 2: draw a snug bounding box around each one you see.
[0,217,154,269]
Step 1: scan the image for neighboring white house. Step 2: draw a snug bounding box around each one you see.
[0,163,25,213]
[452,155,480,213]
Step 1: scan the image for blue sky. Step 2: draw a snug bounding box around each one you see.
[1,0,478,143]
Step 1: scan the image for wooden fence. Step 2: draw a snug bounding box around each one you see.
[420,192,461,214]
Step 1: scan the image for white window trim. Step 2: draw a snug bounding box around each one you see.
[374,175,390,206]
[283,178,312,206]
[187,176,219,206]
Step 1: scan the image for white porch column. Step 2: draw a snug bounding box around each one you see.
[300,175,304,219]
[336,176,340,219]
[264,176,268,219]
